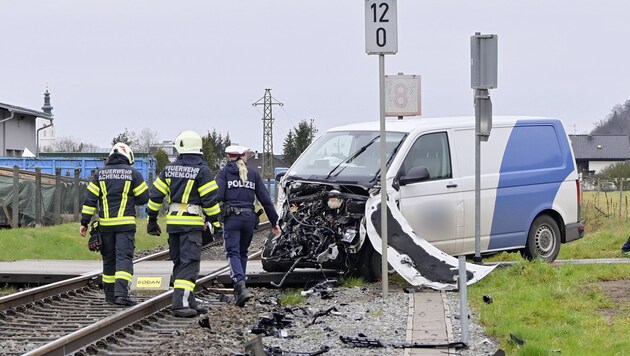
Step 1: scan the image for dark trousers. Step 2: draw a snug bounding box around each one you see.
[223,212,256,283]
[100,230,135,300]
[169,230,202,309]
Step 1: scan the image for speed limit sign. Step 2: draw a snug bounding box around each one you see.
[365,0,398,54]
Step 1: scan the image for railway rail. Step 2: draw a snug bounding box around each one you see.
[0,224,272,355]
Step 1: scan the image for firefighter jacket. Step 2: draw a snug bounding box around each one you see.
[81,155,149,232]
[216,160,279,226]
[147,154,221,233]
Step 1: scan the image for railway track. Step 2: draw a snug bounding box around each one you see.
[0,225,271,355]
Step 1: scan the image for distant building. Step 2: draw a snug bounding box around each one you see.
[569,134,630,175]
[150,140,178,162]
[38,89,55,151]
[246,151,288,176]
[0,92,54,157]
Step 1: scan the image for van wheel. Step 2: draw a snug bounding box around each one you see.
[358,242,396,282]
[520,215,560,262]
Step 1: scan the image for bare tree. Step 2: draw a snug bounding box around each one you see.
[136,128,160,153]
[45,136,81,152]
[44,136,101,153]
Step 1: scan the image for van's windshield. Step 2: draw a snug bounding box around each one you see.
[287,131,407,182]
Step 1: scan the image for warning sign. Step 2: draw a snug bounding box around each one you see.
[385,74,421,117]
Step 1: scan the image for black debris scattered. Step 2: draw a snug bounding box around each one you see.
[483,295,493,304]
[251,311,295,337]
[509,333,525,346]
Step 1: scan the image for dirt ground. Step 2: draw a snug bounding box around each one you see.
[592,279,630,319]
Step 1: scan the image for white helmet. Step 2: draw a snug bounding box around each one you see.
[174,130,203,154]
[225,145,250,156]
[110,142,134,164]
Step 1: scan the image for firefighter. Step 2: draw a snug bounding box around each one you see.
[80,142,149,306]
[217,145,281,307]
[146,130,221,318]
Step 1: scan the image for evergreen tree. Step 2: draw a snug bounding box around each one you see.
[282,131,298,165]
[153,148,170,174]
[111,128,137,147]
[282,119,317,165]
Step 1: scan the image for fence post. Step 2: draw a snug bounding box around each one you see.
[12,165,19,228]
[74,168,81,221]
[54,168,62,225]
[35,167,42,226]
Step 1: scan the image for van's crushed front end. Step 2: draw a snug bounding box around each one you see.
[261,180,371,274]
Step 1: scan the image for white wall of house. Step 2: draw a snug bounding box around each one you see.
[590,161,618,174]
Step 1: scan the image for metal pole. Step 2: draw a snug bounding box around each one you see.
[35,168,42,226]
[54,168,62,225]
[74,169,81,222]
[473,89,482,263]
[12,166,19,228]
[379,53,388,298]
[458,255,469,345]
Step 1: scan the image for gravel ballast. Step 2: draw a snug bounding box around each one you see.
[148,282,501,356]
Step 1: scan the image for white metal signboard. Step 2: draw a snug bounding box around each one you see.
[365,0,398,54]
[385,74,421,116]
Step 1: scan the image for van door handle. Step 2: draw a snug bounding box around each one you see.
[446,183,458,188]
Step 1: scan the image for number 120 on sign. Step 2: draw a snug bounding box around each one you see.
[365,0,398,55]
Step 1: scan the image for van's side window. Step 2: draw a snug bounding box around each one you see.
[401,132,452,180]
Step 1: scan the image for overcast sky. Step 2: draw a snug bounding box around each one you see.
[1,1,629,153]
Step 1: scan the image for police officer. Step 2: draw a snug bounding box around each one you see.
[80,142,149,306]
[146,131,221,318]
[217,145,281,307]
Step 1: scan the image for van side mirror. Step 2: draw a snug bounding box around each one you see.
[399,166,430,186]
[275,171,287,182]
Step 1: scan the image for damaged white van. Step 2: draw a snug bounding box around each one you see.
[261,116,584,281]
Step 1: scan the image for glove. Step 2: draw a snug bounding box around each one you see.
[87,221,102,252]
[207,221,221,234]
[147,217,162,236]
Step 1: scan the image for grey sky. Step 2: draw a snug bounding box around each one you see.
[1,1,629,153]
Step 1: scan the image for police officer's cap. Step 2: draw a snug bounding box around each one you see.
[225,145,250,157]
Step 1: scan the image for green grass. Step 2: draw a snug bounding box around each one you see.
[468,261,630,355]
[339,276,367,288]
[0,219,168,262]
[279,289,305,306]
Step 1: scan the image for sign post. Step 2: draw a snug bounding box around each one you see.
[463,32,498,345]
[365,0,397,298]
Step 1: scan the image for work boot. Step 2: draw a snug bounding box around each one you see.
[172,307,198,318]
[234,281,251,307]
[191,305,208,315]
[114,297,138,307]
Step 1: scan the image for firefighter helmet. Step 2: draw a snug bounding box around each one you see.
[174,130,203,154]
[110,142,134,165]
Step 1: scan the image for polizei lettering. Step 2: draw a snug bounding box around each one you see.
[99,169,133,180]
[227,180,255,190]
[164,166,200,179]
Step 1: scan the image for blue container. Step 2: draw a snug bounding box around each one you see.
[0,156,157,182]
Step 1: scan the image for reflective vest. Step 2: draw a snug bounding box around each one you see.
[81,155,149,231]
[147,154,220,233]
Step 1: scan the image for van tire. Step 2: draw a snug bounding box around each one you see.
[521,215,560,262]
[358,241,396,282]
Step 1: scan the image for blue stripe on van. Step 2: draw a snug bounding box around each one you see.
[488,119,574,250]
